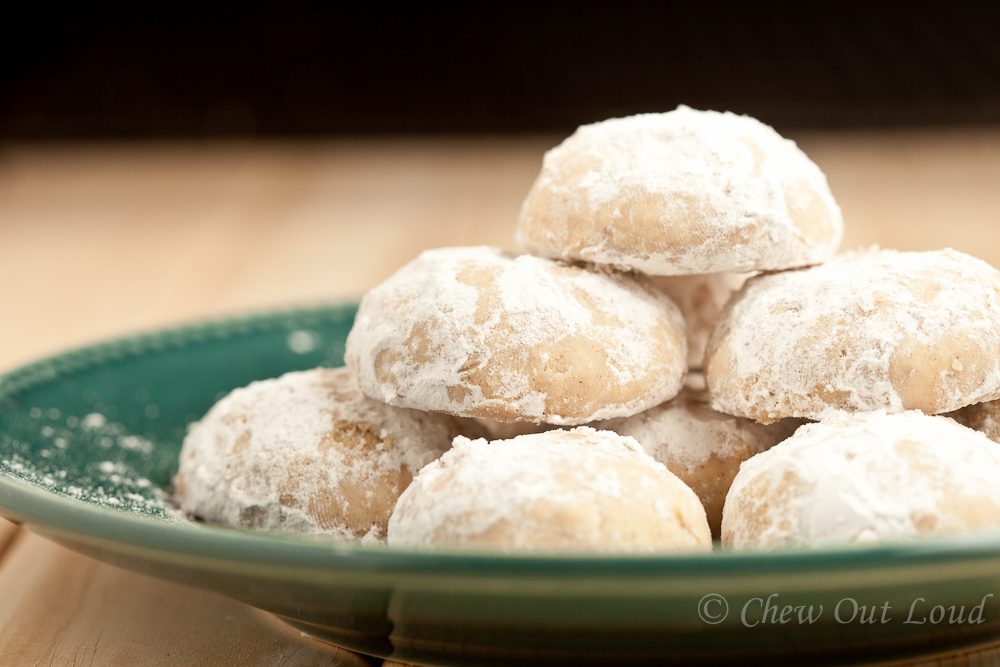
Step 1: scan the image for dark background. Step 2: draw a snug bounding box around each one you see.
[4,2,1000,138]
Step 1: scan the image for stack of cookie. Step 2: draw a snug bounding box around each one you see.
[341,107,845,547]
[175,107,1000,553]
[712,247,1000,549]
[509,107,1000,551]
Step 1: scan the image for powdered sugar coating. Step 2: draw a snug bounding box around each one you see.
[723,411,1000,549]
[596,384,802,536]
[706,248,1000,423]
[387,427,711,553]
[346,246,687,424]
[651,273,748,369]
[175,367,476,541]
[516,107,843,276]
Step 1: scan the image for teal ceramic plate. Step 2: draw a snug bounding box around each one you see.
[2,304,1000,666]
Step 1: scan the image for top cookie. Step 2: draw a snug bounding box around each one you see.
[345,246,687,425]
[706,248,1000,422]
[516,106,843,276]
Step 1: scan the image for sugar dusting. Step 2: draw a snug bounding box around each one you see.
[723,411,1000,549]
[0,408,180,518]
[651,273,748,369]
[707,248,1000,421]
[516,106,843,275]
[595,381,802,536]
[345,246,687,424]
[175,367,468,541]
[387,426,710,552]
[597,385,800,475]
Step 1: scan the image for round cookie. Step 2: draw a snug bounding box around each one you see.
[515,106,843,276]
[722,411,1000,550]
[949,399,1000,444]
[706,248,1000,423]
[596,384,802,537]
[174,367,479,541]
[387,427,711,553]
[651,273,748,369]
[346,246,687,425]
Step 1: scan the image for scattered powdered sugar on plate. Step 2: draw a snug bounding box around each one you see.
[0,407,183,519]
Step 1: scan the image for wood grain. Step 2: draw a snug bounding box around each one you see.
[870,641,1000,667]
[0,520,20,557]
[0,533,371,666]
[0,133,998,665]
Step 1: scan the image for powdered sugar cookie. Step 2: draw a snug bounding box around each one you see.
[516,106,843,276]
[722,411,1000,549]
[949,399,1000,444]
[387,427,711,553]
[174,367,478,541]
[596,385,802,536]
[651,273,748,369]
[706,248,1000,423]
[346,246,687,425]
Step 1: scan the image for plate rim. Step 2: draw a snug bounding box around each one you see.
[1,303,1000,581]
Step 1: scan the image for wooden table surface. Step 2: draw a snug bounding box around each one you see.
[1,131,1000,666]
